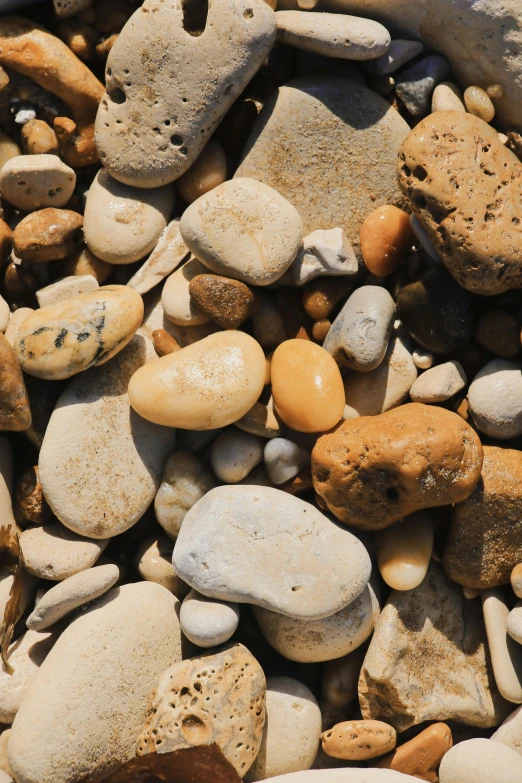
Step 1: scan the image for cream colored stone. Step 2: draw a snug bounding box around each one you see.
[211,429,264,483]
[127,219,190,295]
[375,511,434,591]
[512,564,522,599]
[0,729,12,778]
[135,535,187,596]
[128,331,266,429]
[264,438,309,485]
[275,12,390,59]
[431,82,465,112]
[464,85,495,122]
[439,738,522,783]
[36,274,98,308]
[482,589,522,703]
[154,451,216,540]
[492,704,522,755]
[84,170,174,264]
[176,140,227,204]
[20,522,108,581]
[161,257,211,327]
[264,772,422,782]
[4,308,33,347]
[412,348,433,370]
[0,154,75,211]
[0,628,59,723]
[8,582,182,783]
[410,361,466,403]
[0,296,9,334]
[0,131,20,170]
[468,359,522,439]
[180,589,239,647]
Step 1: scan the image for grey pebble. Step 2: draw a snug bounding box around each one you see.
[396,54,450,115]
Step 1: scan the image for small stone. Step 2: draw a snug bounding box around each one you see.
[312,403,482,530]
[252,295,288,349]
[491,704,522,755]
[409,215,440,261]
[127,219,189,295]
[264,438,309,485]
[512,564,522,599]
[20,522,108,580]
[321,647,367,708]
[180,178,303,286]
[173,485,371,620]
[14,465,52,525]
[375,510,434,591]
[487,83,503,98]
[395,55,450,115]
[0,130,20,171]
[180,589,239,647]
[438,739,522,783]
[136,644,265,777]
[431,81,466,112]
[360,205,414,277]
[375,723,453,782]
[291,227,358,285]
[176,140,227,204]
[155,451,216,540]
[152,328,181,356]
[409,360,466,403]
[189,274,257,328]
[0,154,75,212]
[235,401,280,439]
[13,208,83,263]
[95,33,118,58]
[20,119,59,156]
[36,274,99,308]
[0,220,12,267]
[271,339,345,433]
[321,720,396,761]
[312,319,330,341]
[365,39,423,74]
[468,359,522,439]
[464,85,495,123]
[62,246,113,284]
[0,332,31,431]
[162,257,212,327]
[135,534,187,597]
[56,20,98,59]
[412,349,433,370]
[246,676,321,781]
[211,429,264,483]
[482,589,522,703]
[475,309,520,359]
[275,12,390,60]
[302,278,353,321]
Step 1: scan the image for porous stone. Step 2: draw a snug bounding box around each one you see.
[0,333,31,431]
[13,208,83,263]
[0,628,59,723]
[365,39,423,74]
[136,643,265,777]
[8,582,182,783]
[482,589,522,704]
[180,589,239,647]
[39,335,176,539]
[312,403,482,530]
[375,510,433,591]
[173,485,371,620]
[0,154,75,211]
[264,438,309,485]
[237,77,410,259]
[409,360,466,403]
[211,429,264,483]
[26,564,120,630]
[275,12,389,59]
[292,228,358,285]
[20,522,108,580]
[443,446,522,589]
[127,219,189,295]
[135,535,187,596]
[322,720,396,761]
[176,140,227,204]
[189,274,257,328]
[154,451,216,540]
[398,111,522,296]
[375,723,453,782]
[432,82,465,112]
[438,738,522,783]
[395,55,449,115]
[36,274,99,308]
[467,359,522,439]
[84,169,174,264]
[162,257,212,327]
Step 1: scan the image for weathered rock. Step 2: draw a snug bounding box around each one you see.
[322,720,396,761]
[359,563,508,731]
[438,738,522,783]
[136,643,265,777]
[13,209,83,263]
[154,451,216,539]
[8,582,182,783]
[189,274,257,328]
[102,743,242,783]
[127,219,189,295]
[443,446,522,589]
[0,154,75,211]
[291,228,358,285]
[173,485,371,619]
[467,359,522,439]
[395,56,450,115]
[21,119,59,155]
[375,723,453,782]
[20,522,108,580]
[0,333,31,431]
[180,589,239,647]
[275,12,390,59]
[312,403,483,530]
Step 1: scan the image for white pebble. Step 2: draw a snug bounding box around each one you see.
[211,429,264,483]
[180,589,239,647]
[409,360,466,403]
[264,438,309,485]
[412,348,433,369]
[154,451,216,540]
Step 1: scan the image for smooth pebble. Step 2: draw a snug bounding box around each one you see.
[35,274,98,308]
[464,85,495,122]
[154,451,216,540]
[409,360,466,403]
[482,589,522,703]
[375,511,434,590]
[275,12,390,60]
[467,359,522,439]
[431,81,466,112]
[20,522,108,581]
[512,564,522,599]
[438,738,522,783]
[180,589,239,647]
[161,257,211,327]
[264,437,309,485]
[211,429,264,483]
[321,720,396,761]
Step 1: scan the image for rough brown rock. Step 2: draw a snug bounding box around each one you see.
[102,744,241,783]
[443,445,522,588]
[188,274,257,329]
[13,209,84,263]
[137,643,266,777]
[397,111,522,296]
[15,465,52,525]
[312,403,483,530]
[359,563,509,732]
[375,722,453,782]
[0,333,31,431]
[152,329,181,357]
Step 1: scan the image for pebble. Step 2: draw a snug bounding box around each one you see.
[375,510,434,591]
[180,178,303,286]
[313,319,330,342]
[253,584,377,662]
[15,465,52,525]
[365,39,423,74]
[475,309,520,358]
[322,647,366,708]
[127,219,189,295]
[360,205,414,277]
[398,111,522,295]
[14,285,143,380]
[4,309,32,349]
[395,55,450,115]
[431,81,466,112]
[0,296,8,334]
[235,400,280,439]
[0,730,11,779]
[291,227,358,285]
[412,349,434,370]
[409,360,466,403]
[312,403,482,530]
[302,278,354,321]
[39,336,176,538]
[359,563,507,731]
[438,738,522,783]
[180,589,239,647]
[136,643,265,776]
[36,274,99,308]
[512,564,522,599]
[173,485,371,620]
[155,451,216,539]
[162,257,212,327]
[252,295,288,348]
[482,589,522,703]
[152,328,180,356]
[464,85,495,122]
[467,359,522,438]
[491,704,522,755]
[128,331,266,429]
[275,12,390,60]
[321,720,396,761]
[444,446,522,589]
[62,246,113,284]
[84,169,175,264]
[8,582,182,783]
[189,274,257,328]
[0,154,75,211]
[375,723,452,782]
[211,429,264,482]
[0,332,31,431]
[264,438,309,485]
[176,140,227,204]
[13,208,83,263]
[271,339,345,433]
[95,0,275,187]
[20,522,108,580]
[20,119,59,155]
[26,564,120,630]
[246,676,321,780]
[0,130,20,170]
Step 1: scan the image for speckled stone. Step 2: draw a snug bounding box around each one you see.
[20,522,108,580]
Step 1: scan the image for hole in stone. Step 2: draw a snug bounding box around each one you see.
[181,0,208,36]
[243,7,253,17]
[107,85,126,105]
[171,134,183,146]
[386,486,399,501]
[413,166,427,181]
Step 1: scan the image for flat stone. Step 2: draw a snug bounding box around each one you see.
[173,485,371,620]
[0,154,75,211]
[0,628,59,723]
[180,589,239,647]
[438,738,522,783]
[20,522,108,580]
[36,274,98,308]
[126,219,189,295]
[290,227,359,284]
[409,360,466,404]
[395,55,450,115]
[237,77,410,260]
[275,12,390,60]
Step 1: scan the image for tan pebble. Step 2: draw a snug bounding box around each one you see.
[511,564,522,599]
[360,205,415,276]
[152,328,181,356]
[275,12,390,60]
[13,208,83,263]
[252,294,288,349]
[4,307,33,348]
[0,219,12,267]
[487,83,503,98]
[162,258,211,327]
[431,81,466,112]
[56,20,97,60]
[20,521,108,580]
[176,140,227,204]
[62,245,113,284]
[20,120,59,156]
[321,719,396,761]
[375,722,453,782]
[321,647,367,708]
[0,130,20,170]
[464,86,495,122]
[0,332,31,431]
[375,510,434,590]
[271,339,345,433]
[36,274,99,308]
[302,277,353,321]
[154,451,216,539]
[312,319,330,342]
[235,400,280,439]
[189,273,256,329]
[127,219,189,295]
[412,348,433,369]
[135,534,188,597]
[15,465,52,525]
[95,33,118,58]
[482,588,522,702]
[475,309,520,358]
[129,330,266,429]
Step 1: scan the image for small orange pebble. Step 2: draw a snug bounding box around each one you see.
[312,319,330,342]
[152,329,181,357]
[360,204,414,276]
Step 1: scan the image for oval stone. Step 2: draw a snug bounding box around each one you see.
[20,523,108,580]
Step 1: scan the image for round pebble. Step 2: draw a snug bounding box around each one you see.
[467,359,522,439]
[412,348,434,370]
[409,360,466,403]
[211,429,264,483]
[507,602,522,645]
[180,589,239,647]
[360,205,414,276]
[154,451,216,539]
[464,85,495,122]
[375,511,434,590]
[13,208,83,263]
[431,81,466,112]
[264,438,309,485]
[135,535,187,596]
[439,738,522,783]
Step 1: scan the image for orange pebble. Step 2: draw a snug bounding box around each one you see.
[360,205,414,276]
[152,329,181,356]
[312,319,331,342]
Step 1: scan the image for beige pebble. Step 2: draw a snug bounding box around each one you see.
[161,257,211,326]
[211,429,264,482]
[432,81,465,112]
[128,330,266,429]
[412,348,433,369]
[135,534,187,597]
[507,602,522,646]
[321,719,396,761]
[62,246,113,284]
[0,154,75,211]
[0,729,12,778]
[487,83,503,98]
[464,85,495,122]
[439,738,522,783]
[409,360,466,403]
[176,140,227,204]
[36,274,99,308]
[375,510,434,590]
[127,219,189,295]
[4,307,33,347]
[512,564,522,599]
[180,589,239,647]
[154,451,216,539]
[0,130,20,170]
[275,12,390,60]
[235,400,281,439]
[20,522,108,580]
[20,119,59,155]
[482,589,522,703]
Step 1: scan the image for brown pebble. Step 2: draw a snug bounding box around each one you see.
[375,722,453,783]
[475,309,520,358]
[276,287,313,341]
[21,119,59,155]
[302,277,353,321]
[152,329,181,357]
[321,719,396,761]
[96,34,118,58]
[312,319,330,342]
[189,274,257,329]
[15,465,52,525]
[13,209,84,262]
[4,263,38,308]
[360,204,415,277]
[0,218,12,267]
[57,21,98,60]
[61,245,113,284]
[0,332,31,431]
